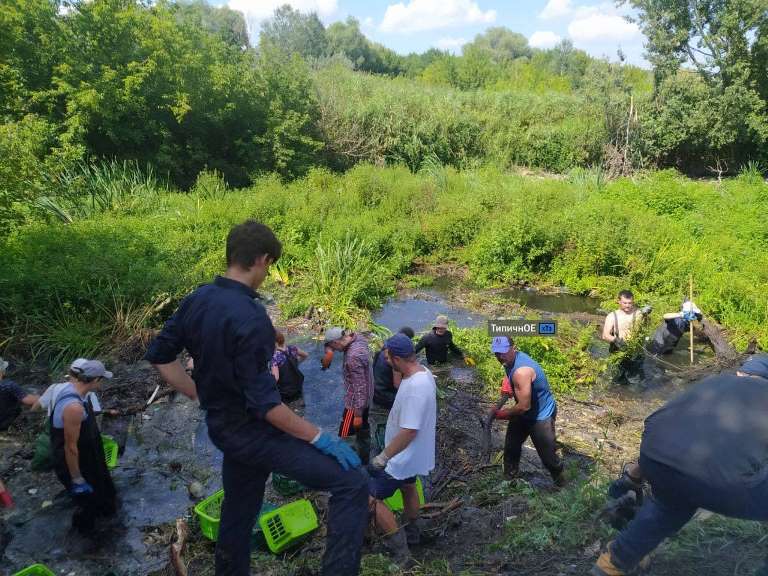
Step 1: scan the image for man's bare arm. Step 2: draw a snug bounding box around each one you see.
[382,428,418,459]
[509,368,534,416]
[153,361,198,400]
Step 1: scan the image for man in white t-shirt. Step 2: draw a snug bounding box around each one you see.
[368,333,436,565]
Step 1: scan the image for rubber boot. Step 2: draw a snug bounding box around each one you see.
[591,549,625,576]
[404,518,421,546]
[382,528,413,567]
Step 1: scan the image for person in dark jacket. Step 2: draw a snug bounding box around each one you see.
[414,315,475,366]
[593,354,768,576]
[0,357,38,431]
[145,220,368,576]
[270,331,308,402]
[373,327,415,410]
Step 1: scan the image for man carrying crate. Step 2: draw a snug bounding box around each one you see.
[145,220,369,576]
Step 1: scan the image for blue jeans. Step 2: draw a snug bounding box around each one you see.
[611,454,768,570]
[207,419,369,576]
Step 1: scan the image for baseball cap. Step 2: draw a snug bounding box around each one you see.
[0,357,8,373]
[491,336,511,354]
[70,358,88,371]
[72,359,113,380]
[385,334,415,358]
[739,355,768,379]
[433,315,449,329]
[323,327,345,344]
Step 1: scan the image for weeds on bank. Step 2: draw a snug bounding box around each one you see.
[3,164,768,360]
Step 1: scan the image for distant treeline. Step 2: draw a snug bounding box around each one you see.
[1,0,767,231]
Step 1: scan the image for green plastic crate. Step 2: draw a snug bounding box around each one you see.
[101,434,118,469]
[384,476,425,512]
[271,473,305,497]
[194,489,275,542]
[259,499,318,553]
[12,564,55,576]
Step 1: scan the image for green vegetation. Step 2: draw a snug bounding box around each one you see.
[2,164,766,364]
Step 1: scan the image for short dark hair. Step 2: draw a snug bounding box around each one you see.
[226,220,282,269]
[618,290,634,300]
[398,326,415,339]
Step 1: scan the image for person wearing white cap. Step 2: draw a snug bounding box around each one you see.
[50,359,117,533]
[0,357,39,431]
[31,359,116,471]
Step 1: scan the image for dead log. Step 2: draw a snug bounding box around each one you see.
[699,318,738,362]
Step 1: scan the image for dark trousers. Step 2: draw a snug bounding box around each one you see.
[339,407,371,465]
[611,454,768,570]
[212,429,369,576]
[504,410,563,480]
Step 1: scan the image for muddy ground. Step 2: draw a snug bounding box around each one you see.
[1,275,763,576]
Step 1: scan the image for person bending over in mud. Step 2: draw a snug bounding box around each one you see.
[593,354,768,576]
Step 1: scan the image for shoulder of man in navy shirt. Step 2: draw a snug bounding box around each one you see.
[145,276,279,419]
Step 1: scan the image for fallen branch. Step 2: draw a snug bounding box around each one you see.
[170,518,189,576]
[421,497,462,519]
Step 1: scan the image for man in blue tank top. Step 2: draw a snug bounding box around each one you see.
[486,336,564,486]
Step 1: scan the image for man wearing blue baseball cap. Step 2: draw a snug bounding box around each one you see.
[593,354,768,575]
[369,333,437,566]
[487,336,564,486]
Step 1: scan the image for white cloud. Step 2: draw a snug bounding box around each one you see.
[380,0,496,34]
[529,30,562,48]
[568,12,640,43]
[227,0,339,42]
[539,0,573,20]
[435,37,468,52]
[362,16,375,29]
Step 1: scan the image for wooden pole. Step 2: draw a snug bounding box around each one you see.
[689,275,694,365]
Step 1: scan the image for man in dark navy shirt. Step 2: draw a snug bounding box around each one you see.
[145,220,368,576]
[593,355,768,576]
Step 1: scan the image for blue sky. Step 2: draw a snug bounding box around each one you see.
[223,0,648,66]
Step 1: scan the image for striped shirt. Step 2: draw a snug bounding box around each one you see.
[342,334,373,412]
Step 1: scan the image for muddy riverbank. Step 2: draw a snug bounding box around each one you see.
[0,275,758,576]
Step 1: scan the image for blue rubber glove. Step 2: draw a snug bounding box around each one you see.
[71,479,94,496]
[311,432,361,470]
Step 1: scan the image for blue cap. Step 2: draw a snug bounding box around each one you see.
[385,334,415,358]
[491,336,511,354]
[739,354,768,379]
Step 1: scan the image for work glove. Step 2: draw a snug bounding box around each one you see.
[607,469,644,505]
[681,300,702,322]
[311,432,361,470]
[371,451,390,470]
[70,477,94,497]
[600,492,640,530]
[320,348,334,370]
[464,356,476,367]
[493,408,514,420]
[353,415,364,430]
[640,305,653,315]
